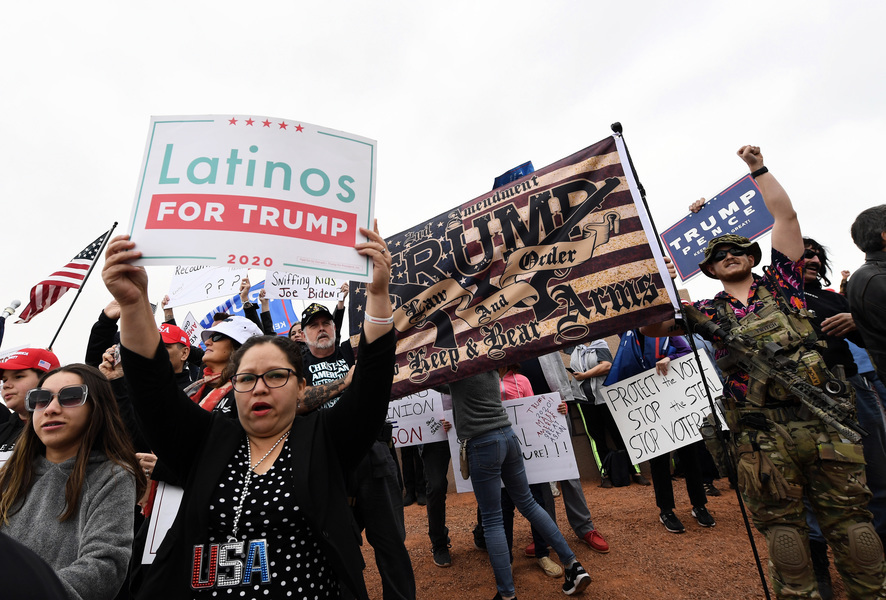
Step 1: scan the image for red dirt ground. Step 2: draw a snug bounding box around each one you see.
[361,477,847,600]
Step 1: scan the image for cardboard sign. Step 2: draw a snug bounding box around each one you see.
[141,482,184,564]
[179,311,204,347]
[387,389,448,447]
[601,353,725,463]
[447,392,579,493]
[166,265,249,307]
[128,115,376,281]
[660,175,773,281]
[265,270,344,301]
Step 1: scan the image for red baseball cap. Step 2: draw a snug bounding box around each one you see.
[159,324,190,346]
[0,348,60,374]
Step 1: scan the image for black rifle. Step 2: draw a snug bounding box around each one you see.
[682,304,868,443]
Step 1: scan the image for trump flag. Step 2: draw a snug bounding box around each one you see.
[351,134,678,398]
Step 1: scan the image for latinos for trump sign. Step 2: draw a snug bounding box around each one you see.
[127,115,376,280]
[350,134,678,398]
[659,175,773,281]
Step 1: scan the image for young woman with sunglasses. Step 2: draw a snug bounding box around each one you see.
[0,364,147,600]
[102,225,394,599]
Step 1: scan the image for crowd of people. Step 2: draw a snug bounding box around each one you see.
[0,145,886,599]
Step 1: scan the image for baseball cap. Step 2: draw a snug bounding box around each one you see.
[0,348,60,374]
[301,303,334,327]
[159,323,190,346]
[697,234,762,279]
[200,316,263,346]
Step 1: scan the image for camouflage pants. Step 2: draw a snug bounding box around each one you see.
[732,413,886,599]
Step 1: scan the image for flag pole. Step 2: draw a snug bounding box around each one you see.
[47,222,118,350]
[612,123,772,599]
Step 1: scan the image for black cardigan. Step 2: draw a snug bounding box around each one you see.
[122,330,396,599]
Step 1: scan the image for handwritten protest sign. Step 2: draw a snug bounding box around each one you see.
[446,392,579,493]
[387,389,448,448]
[660,175,773,281]
[349,135,678,398]
[128,115,376,281]
[166,265,248,307]
[265,270,344,301]
[602,353,725,463]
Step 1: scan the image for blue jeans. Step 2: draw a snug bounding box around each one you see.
[468,427,576,596]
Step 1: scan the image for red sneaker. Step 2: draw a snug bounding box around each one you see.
[582,530,610,553]
[524,542,535,557]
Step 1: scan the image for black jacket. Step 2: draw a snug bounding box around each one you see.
[122,330,395,599]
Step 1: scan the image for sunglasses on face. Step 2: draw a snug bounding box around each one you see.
[710,247,749,263]
[208,332,232,344]
[25,384,89,412]
[803,249,821,260]
[231,368,297,393]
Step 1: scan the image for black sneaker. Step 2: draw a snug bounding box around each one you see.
[659,511,685,533]
[433,544,452,567]
[562,561,591,595]
[703,482,722,497]
[692,506,716,527]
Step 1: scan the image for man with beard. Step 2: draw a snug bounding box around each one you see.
[642,145,886,599]
[299,302,416,600]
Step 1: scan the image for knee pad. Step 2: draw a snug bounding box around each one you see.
[769,526,810,576]
[847,522,884,568]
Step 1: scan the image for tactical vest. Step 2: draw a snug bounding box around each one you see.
[712,271,853,408]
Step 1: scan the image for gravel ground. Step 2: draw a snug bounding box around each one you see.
[361,477,847,599]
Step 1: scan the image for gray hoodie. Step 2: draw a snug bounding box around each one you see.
[2,452,136,600]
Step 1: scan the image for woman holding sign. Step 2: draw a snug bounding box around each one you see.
[603,330,715,534]
[102,226,395,600]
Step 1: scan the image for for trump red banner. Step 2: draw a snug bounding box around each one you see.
[351,134,678,398]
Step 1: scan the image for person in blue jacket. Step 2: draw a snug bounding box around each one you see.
[604,330,716,533]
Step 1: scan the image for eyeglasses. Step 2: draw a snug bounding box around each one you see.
[710,247,749,263]
[803,249,821,260]
[25,384,89,412]
[231,368,298,392]
[208,333,232,344]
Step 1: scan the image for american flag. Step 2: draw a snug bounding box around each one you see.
[17,231,110,323]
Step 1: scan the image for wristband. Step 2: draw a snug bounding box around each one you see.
[750,166,769,179]
[364,313,394,325]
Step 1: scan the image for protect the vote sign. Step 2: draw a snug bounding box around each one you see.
[127,115,376,281]
[446,392,579,493]
[386,389,448,448]
[602,353,724,463]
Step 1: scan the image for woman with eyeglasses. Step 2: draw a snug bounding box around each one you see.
[0,363,147,600]
[102,225,394,599]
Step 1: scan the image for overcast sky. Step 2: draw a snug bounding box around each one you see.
[1,1,883,362]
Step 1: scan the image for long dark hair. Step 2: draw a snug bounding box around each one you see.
[0,364,146,524]
[803,236,832,287]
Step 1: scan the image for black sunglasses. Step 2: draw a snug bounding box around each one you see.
[208,332,232,343]
[711,247,749,263]
[803,249,820,260]
[25,384,89,412]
